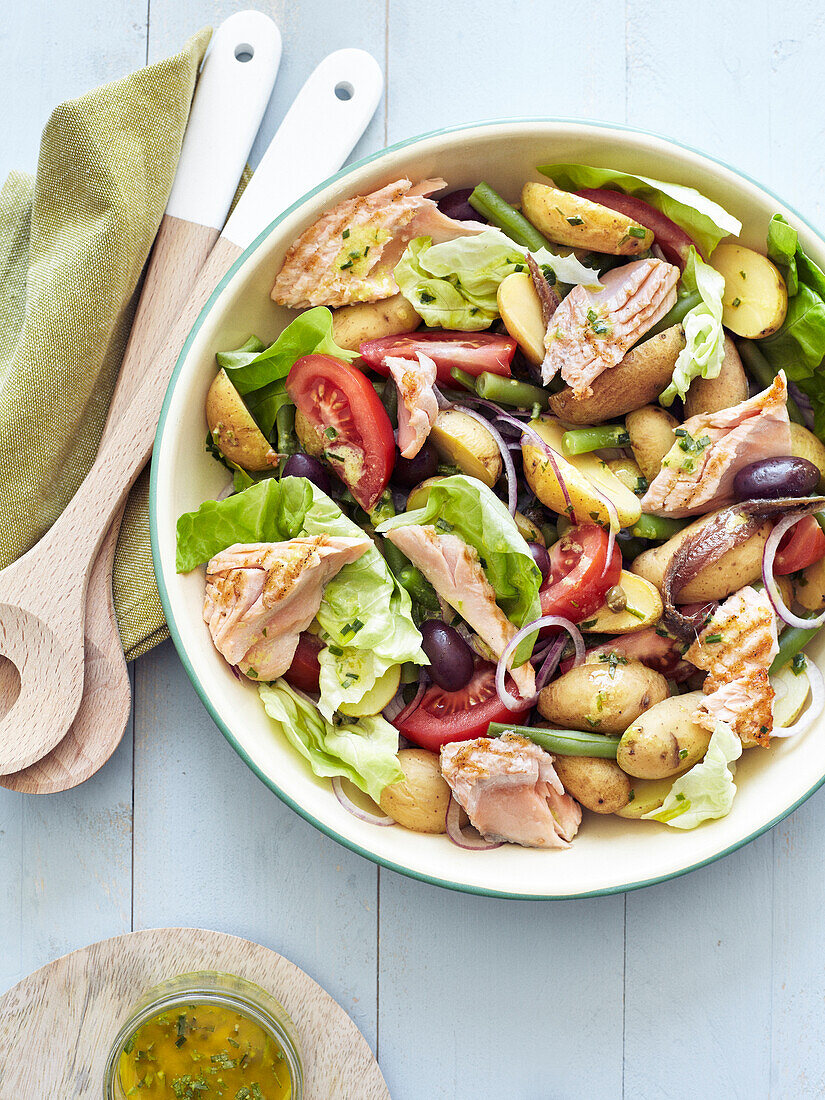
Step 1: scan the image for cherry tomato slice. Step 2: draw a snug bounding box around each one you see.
[395,662,529,752]
[283,632,323,694]
[286,354,395,511]
[575,188,697,269]
[540,524,622,626]
[359,331,516,385]
[774,515,825,575]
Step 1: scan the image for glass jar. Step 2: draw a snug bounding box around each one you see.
[103,970,303,1099]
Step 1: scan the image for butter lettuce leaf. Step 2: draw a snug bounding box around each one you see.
[538,163,741,257]
[259,680,403,802]
[642,721,742,829]
[661,247,726,405]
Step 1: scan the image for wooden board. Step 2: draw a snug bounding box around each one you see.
[0,927,389,1099]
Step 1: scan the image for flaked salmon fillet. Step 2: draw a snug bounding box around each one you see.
[641,372,791,518]
[203,535,370,681]
[271,177,486,309]
[385,525,536,699]
[685,585,778,747]
[541,258,679,397]
[387,352,438,459]
[440,733,581,848]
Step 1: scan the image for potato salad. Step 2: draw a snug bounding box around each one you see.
[176,163,825,849]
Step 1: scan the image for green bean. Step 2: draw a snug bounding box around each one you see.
[399,565,441,612]
[487,722,620,759]
[476,372,550,409]
[469,182,552,252]
[540,522,558,546]
[631,514,686,541]
[562,424,630,455]
[380,378,398,428]
[815,513,825,536]
[770,619,821,674]
[381,537,409,577]
[369,490,396,526]
[646,289,702,338]
[617,536,647,561]
[450,367,478,393]
[736,339,805,425]
[275,404,298,454]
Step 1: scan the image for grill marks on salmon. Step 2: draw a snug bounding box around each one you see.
[641,372,791,518]
[385,524,537,699]
[203,536,370,681]
[685,585,779,747]
[270,177,486,309]
[387,351,438,459]
[440,733,581,848]
[541,258,679,397]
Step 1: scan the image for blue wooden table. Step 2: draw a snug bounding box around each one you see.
[3,2,825,1096]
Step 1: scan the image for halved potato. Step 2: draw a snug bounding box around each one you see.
[684,334,748,418]
[497,271,546,365]
[522,182,654,255]
[294,407,324,457]
[607,456,647,496]
[338,664,401,717]
[772,662,811,728]
[625,405,679,483]
[206,369,278,471]
[514,510,545,545]
[712,243,788,338]
[580,571,663,633]
[429,409,502,487]
[615,773,689,819]
[522,417,642,528]
[331,294,420,352]
[796,554,825,612]
[790,422,825,489]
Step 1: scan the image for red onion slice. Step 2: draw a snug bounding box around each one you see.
[382,687,407,722]
[445,794,503,850]
[535,633,568,690]
[332,776,395,826]
[772,658,825,738]
[453,404,518,515]
[393,676,427,725]
[495,614,585,710]
[763,512,825,629]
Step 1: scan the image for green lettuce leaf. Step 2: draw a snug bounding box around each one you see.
[537,163,741,256]
[376,475,542,662]
[258,680,403,802]
[642,721,742,828]
[176,477,424,718]
[393,229,600,331]
[661,247,726,405]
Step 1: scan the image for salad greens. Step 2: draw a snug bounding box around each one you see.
[259,680,403,802]
[537,162,741,256]
[393,228,599,331]
[643,721,742,828]
[661,247,726,405]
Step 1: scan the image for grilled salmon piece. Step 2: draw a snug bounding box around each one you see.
[685,585,778,747]
[440,733,581,848]
[385,524,536,699]
[271,177,486,309]
[641,372,791,518]
[541,258,679,397]
[203,536,370,681]
[387,352,438,459]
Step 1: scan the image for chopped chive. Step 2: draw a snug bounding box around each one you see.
[342,227,350,238]
[704,633,723,643]
[628,225,647,238]
[566,215,584,226]
[732,296,741,307]
[340,259,354,270]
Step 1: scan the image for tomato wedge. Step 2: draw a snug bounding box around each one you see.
[286,354,395,511]
[359,331,516,384]
[395,662,529,752]
[540,524,622,625]
[283,632,323,694]
[774,515,825,575]
[575,188,697,269]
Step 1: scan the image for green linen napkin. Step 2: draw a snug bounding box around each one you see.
[0,29,212,661]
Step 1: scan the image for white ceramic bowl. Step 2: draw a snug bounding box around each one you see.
[151,119,825,899]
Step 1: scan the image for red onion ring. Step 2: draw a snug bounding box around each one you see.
[773,658,825,738]
[445,794,502,850]
[332,776,395,826]
[453,404,518,515]
[382,687,408,722]
[763,511,825,629]
[393,676,427,725]
[535,633,568,690]
[495,615,585,710]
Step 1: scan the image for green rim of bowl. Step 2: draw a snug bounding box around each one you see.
[150,116,825,900]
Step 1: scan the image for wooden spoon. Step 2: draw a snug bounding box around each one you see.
[0,48,382,779]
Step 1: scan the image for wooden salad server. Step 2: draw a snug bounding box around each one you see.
[0,47,382,777]
[0,11,283,780]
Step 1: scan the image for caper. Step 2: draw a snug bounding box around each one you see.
[605,584,627,612]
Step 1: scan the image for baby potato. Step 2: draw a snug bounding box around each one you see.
[607,456,647,496]
[549,326,686,424]
[378,749,451,833]
[625,405,679,483]
[552,756,631,815]
[521,182,654,255]
[790,422,825,490]
[514,510,545,545]
[429,409,502,487]
[295,408,325,457]
[631,509,771,602]
[617,692,712,779]
[712,243,788,338]
[683,334,748,418]
[615,773,688,819]
[522,416,642,528]
[497,271,546,365]
[206,369,279,472]
[331,294,420,352]
[537,658,669,736]
[580,571,663,634]
[796,554,825,612]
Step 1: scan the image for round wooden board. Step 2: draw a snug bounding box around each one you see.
[0,927,390,1098]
